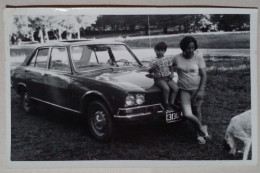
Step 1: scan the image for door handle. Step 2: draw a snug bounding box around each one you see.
[24,70,30,72]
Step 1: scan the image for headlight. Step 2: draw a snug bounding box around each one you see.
[125,94,135,106]
[136,94,145,105]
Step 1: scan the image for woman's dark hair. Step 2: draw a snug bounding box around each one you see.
[154,41,167,51]
[179,36,198,52]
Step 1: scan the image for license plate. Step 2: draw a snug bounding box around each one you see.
[166,110,183,123]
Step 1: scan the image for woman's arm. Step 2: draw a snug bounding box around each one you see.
[196,68,207,99]
[148,59,156,74]
[169,56,176,78]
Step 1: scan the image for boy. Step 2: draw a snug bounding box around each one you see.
[149,42,179,111]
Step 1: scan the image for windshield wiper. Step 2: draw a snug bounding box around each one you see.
[77,64,100,68]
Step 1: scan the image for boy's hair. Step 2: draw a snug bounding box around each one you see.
[154,42,167,51]
[179,36,198,52]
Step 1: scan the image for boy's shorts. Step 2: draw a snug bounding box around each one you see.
[181,89,204,107]
[154,76,173,82]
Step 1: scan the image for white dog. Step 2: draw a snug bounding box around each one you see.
[224,110,251,160]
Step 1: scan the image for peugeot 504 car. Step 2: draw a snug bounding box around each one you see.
[11,40,184,142]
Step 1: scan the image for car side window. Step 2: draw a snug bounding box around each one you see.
[71,46,95,71]
[94,49,110,63]
[35,48,49,69]
[49,47,70,72]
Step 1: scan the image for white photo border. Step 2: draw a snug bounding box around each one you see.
[4,7,258,168]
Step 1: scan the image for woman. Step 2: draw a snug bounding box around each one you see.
[172,36,210,144]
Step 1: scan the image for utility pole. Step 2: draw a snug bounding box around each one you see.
[148,15,151,48]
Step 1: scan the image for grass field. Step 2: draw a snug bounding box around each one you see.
[10,57,251,161]
[124,32,250,49]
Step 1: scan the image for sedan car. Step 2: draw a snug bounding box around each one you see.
[11,40,184,142]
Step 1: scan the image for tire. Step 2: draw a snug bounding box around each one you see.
[21,91,34,114]
[88,100,114,142]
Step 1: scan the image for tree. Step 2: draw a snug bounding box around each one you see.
[197,15,213,32]
[27,15,97,41]
[96,15,125,31]
[210,14,250,31]
[28,16,52,43]
[149,15,178,34]
[13,15,33,42]
[177,15,204,33]
[76,15,97,38]
[95,15,150,35]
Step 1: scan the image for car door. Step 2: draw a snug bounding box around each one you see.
[43,46,73,109]
[25,47,50,100]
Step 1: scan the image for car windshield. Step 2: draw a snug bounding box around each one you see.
[70,44,141,72]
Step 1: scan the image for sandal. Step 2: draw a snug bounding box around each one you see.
[197,136,206,145]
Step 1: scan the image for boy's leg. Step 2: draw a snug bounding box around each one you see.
[168,80,179,105]
[154,79,170,107]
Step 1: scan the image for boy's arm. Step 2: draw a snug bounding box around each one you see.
[148,60,155,73]
[147,66,155,78]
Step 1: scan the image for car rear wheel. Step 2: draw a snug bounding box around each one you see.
[21,91,34,113]
[88,100,114,142]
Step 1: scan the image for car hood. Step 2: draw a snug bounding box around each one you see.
[76,68,160,92]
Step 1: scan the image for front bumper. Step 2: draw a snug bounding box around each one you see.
[114,104,182,124]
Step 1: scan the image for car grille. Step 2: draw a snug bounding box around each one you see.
[145,92,162,105]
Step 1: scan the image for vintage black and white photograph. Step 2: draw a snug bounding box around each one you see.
[4,7,257,167]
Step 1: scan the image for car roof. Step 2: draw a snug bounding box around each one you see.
[36,40,126,48]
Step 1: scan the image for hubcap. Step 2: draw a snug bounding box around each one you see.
[92,109,107,135]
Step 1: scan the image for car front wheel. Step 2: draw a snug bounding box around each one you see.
[88,100,114,142]
[21,91,34,113]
